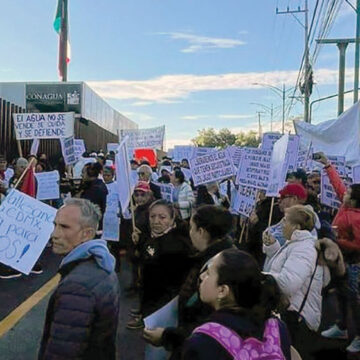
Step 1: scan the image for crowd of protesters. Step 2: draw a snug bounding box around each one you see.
[0,147,359,360]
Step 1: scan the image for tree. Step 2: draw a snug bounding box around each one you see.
[192,128,261,148]
[235,131,260,147]
[192,128,219,147]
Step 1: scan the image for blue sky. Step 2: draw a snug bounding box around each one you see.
[0,0,357,149]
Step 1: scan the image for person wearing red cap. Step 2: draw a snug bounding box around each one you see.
[262,183,309,264]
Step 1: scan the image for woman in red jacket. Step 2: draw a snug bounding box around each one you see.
[316,152,360,353]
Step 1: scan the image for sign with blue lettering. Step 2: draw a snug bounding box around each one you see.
[34,171,60,201]
[0,190,56,274]
[13,112,75,140]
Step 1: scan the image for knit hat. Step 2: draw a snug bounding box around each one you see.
[279,183,307,200]
[134,181,151,192]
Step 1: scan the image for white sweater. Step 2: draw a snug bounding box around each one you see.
[264,230,330,331]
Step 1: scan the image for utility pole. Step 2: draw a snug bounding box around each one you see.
[316,38,355,115]
[276,1,311,122]
[256,111,265,140]
[354,0,360,102]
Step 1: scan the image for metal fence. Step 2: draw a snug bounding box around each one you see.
[0,97,118,162]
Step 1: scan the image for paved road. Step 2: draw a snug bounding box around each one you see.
[0,254,145,360]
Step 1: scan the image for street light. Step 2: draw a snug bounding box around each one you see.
[250,102,276,132]
[252,83,295,134]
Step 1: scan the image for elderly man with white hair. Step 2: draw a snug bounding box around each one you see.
[137,164,162,199]
[38,198,120,360]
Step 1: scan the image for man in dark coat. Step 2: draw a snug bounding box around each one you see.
[38,198,120,360]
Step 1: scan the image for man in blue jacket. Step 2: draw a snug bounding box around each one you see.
[38,198,120,360]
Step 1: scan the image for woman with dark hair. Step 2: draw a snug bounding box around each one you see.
[78,162,108,226]
[127,199,193,330]
[181,248,291,359]
[170,169,195,220]
[143,205,234,358]
[315,153,360,353]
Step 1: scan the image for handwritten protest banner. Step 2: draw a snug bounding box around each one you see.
[102,182,120,242]
[60,136,78,165]
[107,143,119,153]
[266,134,289,197]
[194,147,216,157]
[156,183,174,202]
[232,186,257,217]
[353,165,360,184]
[172,146,195,162]
[261,133,299,171]
[328,155,346,177]
[181,168,192,181]
[189,149,235,187]
[13,112,74,140]
[236,148,272,190]
[227,146,243,168]
[320,171,341,209]
[73,157,96,178]
[74,139,86,158]
[30,138,40,156]
[0,190,56,274]
[120,126,165,158]
[34,171,60,200]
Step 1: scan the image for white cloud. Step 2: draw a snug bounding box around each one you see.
[157,32,246,53]
[88,67,353,103]
[131,101,153,107]
[181,115,208,120]
[218,114,254,119]
[122,112,154,122]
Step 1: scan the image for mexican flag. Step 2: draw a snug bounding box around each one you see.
[53,0,71,79]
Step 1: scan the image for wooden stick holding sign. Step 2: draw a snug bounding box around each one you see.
[267,197,275,228]
[124,143,136,231]
[238,218,247,244]
[302,141,312,172]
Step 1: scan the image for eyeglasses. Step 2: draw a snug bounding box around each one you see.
[138,172,146,176]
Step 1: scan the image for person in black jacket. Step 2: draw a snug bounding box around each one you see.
[143,205,234,359]
[181,248,291,360]
[78,162,108,230]
[39,198,120,360]
[127,200,193,330]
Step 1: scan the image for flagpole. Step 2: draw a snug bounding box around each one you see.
[61,0,68,82]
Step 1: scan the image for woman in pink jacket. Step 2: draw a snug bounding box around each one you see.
[316,152,360,353]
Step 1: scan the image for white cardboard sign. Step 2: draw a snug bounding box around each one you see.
[13,112,74,140]
[35,171,60,200]
[0,190,56,274]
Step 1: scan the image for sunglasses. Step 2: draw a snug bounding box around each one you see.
[134,192,147,197]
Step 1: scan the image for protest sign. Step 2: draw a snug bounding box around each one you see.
[328,155,346,177]
[172,146,195,162]
[144,296,179,360]
[236,148,272,190]
[261,133,299,171]
[30,138,40,156]
[227,146,243,168]
[232,186,257,217]
[189,149,235,187]
[74,139,86,158]
[194,147,216,157]
[120,126,165,158]
[320,172,341,209]
[34,171,60,200]
[266,134,289,197]
[115,138,135,215]
[157,183,174,202]
[13,112,74,140]
[60,136,78,165]
[73,157,96,178]
[181,167,192,181]
[353,165,360,184]
[107,143,119,153]
[102,182,120,242]
[0,190,56,274]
